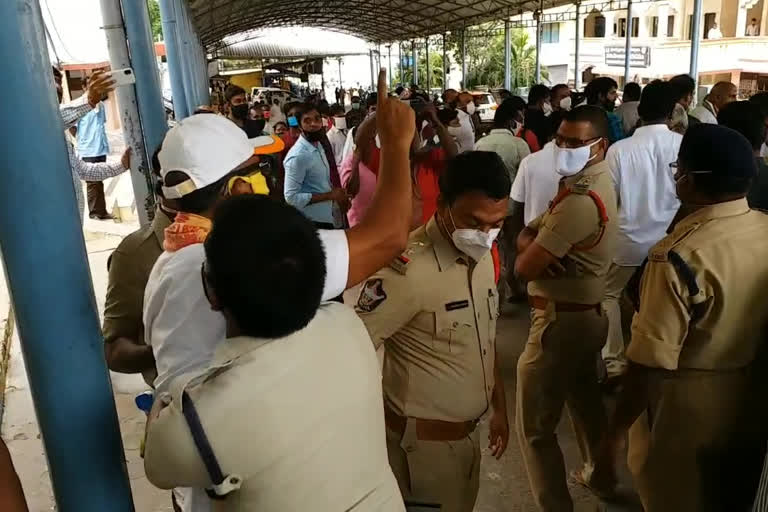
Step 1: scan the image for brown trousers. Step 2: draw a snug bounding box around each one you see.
[516,305,608,512]
[83,155,108,216]
[386,420,481,512]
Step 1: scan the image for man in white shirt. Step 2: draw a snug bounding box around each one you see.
[143,72,415,510]
[509,141,559,228]
[268,98,285,126]
[747,18,760,36]
[691,81,737,124]
[326,104,348,168]
[475,97,531,185]
[601,81,682,380]
[707,22,723,39]
[445,90,477,153]
[144,195,404,511]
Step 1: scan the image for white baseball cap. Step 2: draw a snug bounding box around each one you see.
[159,114,284,199]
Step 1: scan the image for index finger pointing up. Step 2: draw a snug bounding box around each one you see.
[377,68,387,110]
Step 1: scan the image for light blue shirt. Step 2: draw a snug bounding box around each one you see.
[283,135,336,225]
[76,103,109,158]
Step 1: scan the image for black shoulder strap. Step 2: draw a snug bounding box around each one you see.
[668,250,707,322]
[626,259,649,312]
[181,391,228,500]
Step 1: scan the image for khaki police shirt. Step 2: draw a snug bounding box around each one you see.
[103,211,170,381]
[627,199,768,371]
[144,303,404,512]
[527,159,618,304]
[356,217,498,423]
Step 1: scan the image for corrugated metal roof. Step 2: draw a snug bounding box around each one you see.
[186,0,575,49]
[214,33,370,59]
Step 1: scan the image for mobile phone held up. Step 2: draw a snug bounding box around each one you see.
[108,68,136,87]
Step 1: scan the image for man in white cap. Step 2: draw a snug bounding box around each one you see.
[142,70,414,511]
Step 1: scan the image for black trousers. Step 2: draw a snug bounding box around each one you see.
[83,155,109,216]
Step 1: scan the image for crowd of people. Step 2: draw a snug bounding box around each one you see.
[4,61,768,512]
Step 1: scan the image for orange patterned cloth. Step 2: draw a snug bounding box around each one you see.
[163,213,212,252]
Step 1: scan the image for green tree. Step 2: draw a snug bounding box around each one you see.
[147,0,163,42]
[446,26,547,90]
[395,51,446,91]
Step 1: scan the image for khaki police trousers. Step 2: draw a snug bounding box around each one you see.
[516,305,608,512]
[600,263,636,378]
[628,369,765,512]
[386,421,481,512]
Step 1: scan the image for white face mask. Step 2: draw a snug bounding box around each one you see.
[543,102,553,116]
[333,116,347,130]
[447,125,462,138]
[560,96,572,111]
[512,120,523,136]
[464,101,476,116]
[554,138,602,176]
[447,208,500,261]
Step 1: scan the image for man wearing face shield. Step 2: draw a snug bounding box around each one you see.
[514,105,618,511]
[355,151,511,512]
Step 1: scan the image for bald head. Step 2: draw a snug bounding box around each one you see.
[709,81,737,111]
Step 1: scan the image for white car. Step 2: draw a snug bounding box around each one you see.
[251,87,301,106]
[472,92,498,123]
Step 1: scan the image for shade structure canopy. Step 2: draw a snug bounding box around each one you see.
[214,28,372,59]
[188,0,572,49]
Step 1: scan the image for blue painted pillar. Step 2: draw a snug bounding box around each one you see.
[121,0,168,157]
[0,2,134,511]
[158,0,189,119]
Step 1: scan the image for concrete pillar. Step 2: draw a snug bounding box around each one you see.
[603,11,616,37]
[624,0,633,87]
[535,0,543,83]
[412,40,418,86]
[369,49,376,89]
[425,37,431,91]
[504,20,511,90]
[658,3,670,39]
[398,43,404,85]
[575,1,581,89]
[690,0,703,92]
[461,29,468,89]
[387,45,393,88]
[442,33,448,91]
[0,1,135,509]
[736,2,748,37]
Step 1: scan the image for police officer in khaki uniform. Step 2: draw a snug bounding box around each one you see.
[514,106,618,511]
[602,124,768,512]
[356,151,512,512]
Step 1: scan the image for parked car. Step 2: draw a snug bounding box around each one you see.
[471,91,499,124]
[250,87,301,106]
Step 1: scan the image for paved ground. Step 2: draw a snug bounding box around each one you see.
[1,226,642,511]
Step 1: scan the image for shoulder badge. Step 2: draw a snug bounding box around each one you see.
[356,278,387,313]
[388,241,428,274]
[570,176,592,195]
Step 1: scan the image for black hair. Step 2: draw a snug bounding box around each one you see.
[551,84,570,95]
[366,93,378,108]
[524,107,552,147]
[163,171,230,214]
[283,101,302,116]
[204,195,326,339]
[563,105,610,139]
[437,107,458,126]
[528,84,550,106]
[395,86,405,95]
[623,82,642,102]
[329,103,345,116]
[638,81,676,122]
[585,77,618,105]
[497,89,512,100]
[438,151,512,205]
[494,97,524,128]
[669,74,696,103]
[749,92,768,119]
[224,85,246,103]
[296,103,320,124]
[273,121,288,131]
[717,101,767,151]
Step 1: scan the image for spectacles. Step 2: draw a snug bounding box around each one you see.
[669,162,713,179]
[554,135,601,149]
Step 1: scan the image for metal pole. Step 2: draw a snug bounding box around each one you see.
[624,0,633,87]
[388,45,393,87]
[100,0,153,226]
[120,0,169,214]
[158,0,189,119]
[369,49,376,89]
[575,1,581,89]
[461,29,468,89]
[412,40,419,86]
[0,1,134,510]
[425,37,431,92]
[689,0,703,92]
[442,33,448,92]
[504,20,511,90]
[535,0,543,83]
[398,42,404,86]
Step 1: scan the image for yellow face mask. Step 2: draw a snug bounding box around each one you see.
[227,171,270,196]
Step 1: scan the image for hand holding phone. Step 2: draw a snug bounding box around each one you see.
[108,68,136,88]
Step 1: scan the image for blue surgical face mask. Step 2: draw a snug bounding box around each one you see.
[287,116,299,127]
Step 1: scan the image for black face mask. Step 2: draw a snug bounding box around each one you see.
[251,119,266,132]
[303,129,325,143]
[231,104,249,120]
